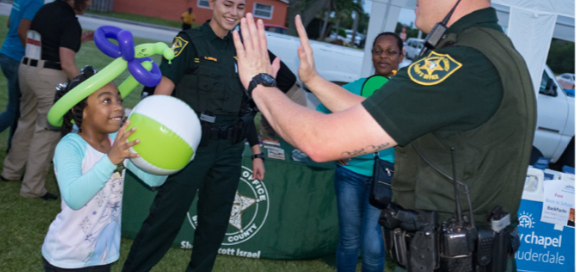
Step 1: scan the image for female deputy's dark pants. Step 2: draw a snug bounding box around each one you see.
[122,136,245,272]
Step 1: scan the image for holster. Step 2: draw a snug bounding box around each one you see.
[380,203,439,271]
[199,122,236,147]
[381,205,518,272]
[231,112,254,144]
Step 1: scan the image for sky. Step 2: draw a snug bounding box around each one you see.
[363,1,417,28]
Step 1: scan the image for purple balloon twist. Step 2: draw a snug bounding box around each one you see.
[94,25,162,87]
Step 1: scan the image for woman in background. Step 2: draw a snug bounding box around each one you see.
[317,32,405,272]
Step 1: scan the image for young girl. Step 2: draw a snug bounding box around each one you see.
[42,66,167,272]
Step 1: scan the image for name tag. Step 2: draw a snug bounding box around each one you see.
[200,113,216,123]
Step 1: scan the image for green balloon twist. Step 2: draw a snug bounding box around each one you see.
[47,42,174,127]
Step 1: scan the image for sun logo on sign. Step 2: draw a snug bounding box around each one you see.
[519,211,535,229]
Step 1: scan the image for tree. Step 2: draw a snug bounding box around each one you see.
[286,0,331,36]
[547,39,575,74]
[313,0,363,43]
[350,0,361,45]
[317,3,332,40]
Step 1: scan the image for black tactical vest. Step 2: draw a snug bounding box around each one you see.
[392,27,537,225]
[175,28,245,116]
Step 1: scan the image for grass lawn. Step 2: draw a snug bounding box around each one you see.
[0,14,396,272]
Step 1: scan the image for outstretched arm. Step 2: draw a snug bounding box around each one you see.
[233,13,397,162]
[292,15,364,112]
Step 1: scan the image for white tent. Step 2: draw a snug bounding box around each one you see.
[362,0,575,92]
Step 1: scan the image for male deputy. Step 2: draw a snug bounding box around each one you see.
[233,0,536,270]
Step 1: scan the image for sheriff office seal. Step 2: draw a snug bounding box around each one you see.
[171,36,189,57]
[187,166,270,245]
[408,51,462,86]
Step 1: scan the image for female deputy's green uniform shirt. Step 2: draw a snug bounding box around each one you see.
[160,22,234,86]
[161,21,244,116]
[363,8,504,146]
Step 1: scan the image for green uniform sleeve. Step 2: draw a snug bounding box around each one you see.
[362,46,502,146]
[160,33,193,85]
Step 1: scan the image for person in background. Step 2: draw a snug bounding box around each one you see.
[316,32,404,272]
[181,7,195,30]
[0,0,43,155]
[399,25,407,42]
[1,0,94,201]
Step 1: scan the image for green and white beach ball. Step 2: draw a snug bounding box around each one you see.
[126,95,201,175]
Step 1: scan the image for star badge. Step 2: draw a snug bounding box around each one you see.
[229,191,257,231]
[408,51,462,86]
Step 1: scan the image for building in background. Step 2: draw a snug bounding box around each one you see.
[112,0,288,26]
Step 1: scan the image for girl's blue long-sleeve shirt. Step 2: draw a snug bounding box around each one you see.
[53,132,167,210]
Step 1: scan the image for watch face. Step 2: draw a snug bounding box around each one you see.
[259,74,276,86]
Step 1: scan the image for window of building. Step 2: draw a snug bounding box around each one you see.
[198,0,210,8]
[253,3,273,19]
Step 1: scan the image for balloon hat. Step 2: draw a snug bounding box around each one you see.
[47,26,175,127]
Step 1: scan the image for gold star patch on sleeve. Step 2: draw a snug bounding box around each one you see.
[171,36,189,58]
[408,51,462,86]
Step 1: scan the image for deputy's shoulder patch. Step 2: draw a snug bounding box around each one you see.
[171,36,189,58]
[407,52,462,86]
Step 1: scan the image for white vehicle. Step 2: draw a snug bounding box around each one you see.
[345,29,364,46]
[533,66,575,167]
[267,31,363,86]
[266,33,574,168]
[324,31,350,45]
[324,30,365,47]
[404,38,425,60]
[556,73,575,89]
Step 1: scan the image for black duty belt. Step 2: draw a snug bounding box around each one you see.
[22,57,62,70]
[205,124,236,140]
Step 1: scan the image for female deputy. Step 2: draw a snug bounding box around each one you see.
[316,32,405,272]
[123,0,268,271]
[1,0,94,200]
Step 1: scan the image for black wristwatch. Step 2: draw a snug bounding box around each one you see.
[252,153,265,161]
[247,73,277,98]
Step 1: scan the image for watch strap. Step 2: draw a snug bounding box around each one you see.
[252,153,265,160]
[247,73,276,98]
[247,80,259,96]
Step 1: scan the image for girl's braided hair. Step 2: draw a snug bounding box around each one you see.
[53,66,98,136]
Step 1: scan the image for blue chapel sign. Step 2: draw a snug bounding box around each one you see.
[516,199,575,271]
